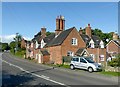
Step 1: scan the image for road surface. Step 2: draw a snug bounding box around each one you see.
[1,52,119,87]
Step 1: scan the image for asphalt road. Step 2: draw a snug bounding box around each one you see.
[1,52,119,87]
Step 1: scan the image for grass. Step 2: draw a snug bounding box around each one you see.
[98,71,120,76]
[45,64,70,69]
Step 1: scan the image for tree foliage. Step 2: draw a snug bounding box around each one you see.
[14,33,22,42]
[92,29,113,45]
[46,31,53,36]
[9,41,16,49]
[2,43,10,51]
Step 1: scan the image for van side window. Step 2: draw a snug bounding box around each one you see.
[72,58,79,62]
[80,58,87,63]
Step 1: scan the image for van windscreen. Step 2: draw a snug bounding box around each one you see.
[84,58,95,63]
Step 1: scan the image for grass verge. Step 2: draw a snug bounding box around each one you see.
[98,71,120,76]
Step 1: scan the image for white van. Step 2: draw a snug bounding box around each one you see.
[70,56,102,73]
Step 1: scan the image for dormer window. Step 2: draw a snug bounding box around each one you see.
[89,39,94,48]
[27,44,29,48]
[35,41,39,49]
[31,43,33,48]
[100,40,104,48]
[41,39,46,48]
[71,38,78,45]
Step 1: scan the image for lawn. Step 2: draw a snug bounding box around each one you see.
[98,71,120,76]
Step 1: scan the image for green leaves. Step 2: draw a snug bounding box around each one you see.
[108,54,120,67]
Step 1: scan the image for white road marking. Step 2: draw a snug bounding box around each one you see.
[2,59,70,86]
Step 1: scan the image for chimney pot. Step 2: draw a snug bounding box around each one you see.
[88,24,90,27]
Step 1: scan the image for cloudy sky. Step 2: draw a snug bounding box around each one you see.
[2,2,118,43]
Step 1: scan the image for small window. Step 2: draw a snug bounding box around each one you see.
[67,51,74,56]
[80,58,87,63]
[100,55,104,61]
[31,43,33,48]
[71,38,78,45]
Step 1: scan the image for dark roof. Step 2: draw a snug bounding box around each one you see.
[41,50,50,55]
[113,40,120,47]
[27,41,31,44]
[76,48,85,54]
[80,34,90,44]
[46,27,75,47]
[80,34,102,48]
[31,31,42,44]
[34,31,41,37]
[91,35,101,47]
[43,33,55,44]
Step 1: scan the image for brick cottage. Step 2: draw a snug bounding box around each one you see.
[24,15,108,65]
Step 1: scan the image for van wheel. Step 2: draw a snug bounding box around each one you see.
[70,65,74,70]
[88,67,93,73]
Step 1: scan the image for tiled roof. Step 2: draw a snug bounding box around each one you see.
[113,40,120,47]
[76,48,85,54]
[43,33,55,44]
[80,34,101,48]
[31,31,42,44]
[46,27,75,47]
[91,35,101,47]
[41,50,50,55]
[80,34,90,44]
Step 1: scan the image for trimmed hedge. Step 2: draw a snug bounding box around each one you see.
[62,56,72,63]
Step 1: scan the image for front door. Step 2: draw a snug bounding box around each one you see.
[38,54,42,63]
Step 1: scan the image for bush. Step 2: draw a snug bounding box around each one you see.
[108,55,120,67]
[62,56,72,63]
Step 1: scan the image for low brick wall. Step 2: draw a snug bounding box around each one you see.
[105,66,119,72]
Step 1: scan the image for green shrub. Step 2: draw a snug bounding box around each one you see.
[62,56,72,63]
[108,55,120,67]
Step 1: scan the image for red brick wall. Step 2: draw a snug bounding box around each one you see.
[61,28,86,56]
[87,48,106,66]
[46,28,86,64]
[47,46,62,64]
[43,55,50,64]
[107,41,119,54]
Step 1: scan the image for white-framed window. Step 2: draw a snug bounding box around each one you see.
[100,55,104,61]
[89,39,94,48]
[41,39,46,48]
[90,54,95,61]
[30,51,33,57]
[67,51,74,56]
[71,38,78,45]
[27,44,29,48]
[100,40,104,48]
[35,41,39,49]
[31,43,33,48]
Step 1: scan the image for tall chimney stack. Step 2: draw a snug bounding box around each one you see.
[79,27,83,35]
[85,24,92,38]
[113,32,119,40]
[55,15,65,35]
[41,27,46,38]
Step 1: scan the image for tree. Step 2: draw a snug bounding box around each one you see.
[92,28,113,45]
[2,43,9,51]
[13,33,22,51]
[14,33,22,42]
[9,41,16,49]
[46,31,53,36]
